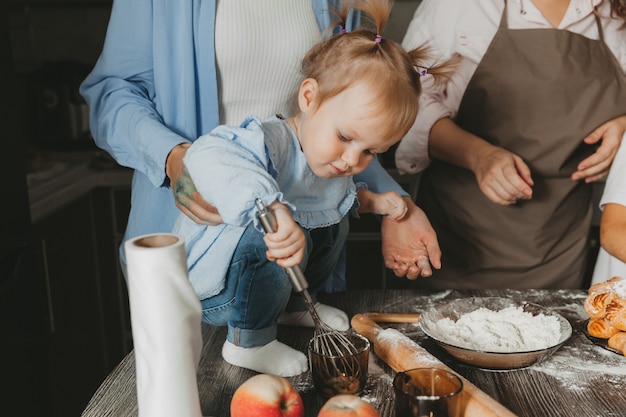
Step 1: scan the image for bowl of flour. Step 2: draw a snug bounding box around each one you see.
[419,297,572,370]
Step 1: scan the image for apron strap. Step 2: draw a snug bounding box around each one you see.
[501,0,509,30]
[594,7,605,43]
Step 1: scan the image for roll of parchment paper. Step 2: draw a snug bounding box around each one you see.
[125,233,203,417]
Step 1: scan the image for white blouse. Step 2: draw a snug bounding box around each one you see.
[396,0,626,174]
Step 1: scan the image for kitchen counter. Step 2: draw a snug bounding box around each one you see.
[81,288,626,417]
[27,151,132,223]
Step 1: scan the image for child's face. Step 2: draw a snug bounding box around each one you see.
[295,79,400,179]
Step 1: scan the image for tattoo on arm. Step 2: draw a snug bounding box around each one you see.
[174,167,196,209]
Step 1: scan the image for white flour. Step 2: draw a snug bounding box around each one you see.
[533,338,626,392]
[608,278,626,298]
[431,306,562,352]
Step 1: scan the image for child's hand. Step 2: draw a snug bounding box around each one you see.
[262,202,306,268]
[357,189,408,221]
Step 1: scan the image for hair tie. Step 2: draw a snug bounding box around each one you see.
[374,34,382,43]
[339,25,346,34]
[417,67,428,77]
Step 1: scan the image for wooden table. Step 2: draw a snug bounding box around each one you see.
[81,289,626,417]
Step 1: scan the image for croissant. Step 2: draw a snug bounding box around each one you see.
[608,332,626,355]
[605,299,626,332]
[584,292,615,319]
[588,276,623,294]
[587,318,619,339]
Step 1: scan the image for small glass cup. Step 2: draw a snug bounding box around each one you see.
[393,368,463,417]
[308,332,370,398]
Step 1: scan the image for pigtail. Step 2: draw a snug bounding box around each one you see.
[329,0,353,35]
[353,0,457,81]
[352,0,391,42]
[407,46,458,86]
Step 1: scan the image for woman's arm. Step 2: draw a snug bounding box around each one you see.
[80,1,186,185]
[429,117,534,205]
[81,1,221,224]
[600,203,626,263]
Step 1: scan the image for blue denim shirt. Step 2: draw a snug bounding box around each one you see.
[174,116,358,299]
[80,0,405,265]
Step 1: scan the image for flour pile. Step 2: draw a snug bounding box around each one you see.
[432,306,562,352]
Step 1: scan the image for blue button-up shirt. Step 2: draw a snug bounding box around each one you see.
[80,0,405,265]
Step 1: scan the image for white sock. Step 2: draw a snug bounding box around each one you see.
[221,340,308,377]
[278,302,349,331]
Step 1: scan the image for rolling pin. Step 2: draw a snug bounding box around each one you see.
[351,314,518,417]
[361,312,421,323]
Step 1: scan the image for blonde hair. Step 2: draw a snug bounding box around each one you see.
[300,0,454,140]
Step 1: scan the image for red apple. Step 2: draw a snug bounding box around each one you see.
[230,373,304,417]
[317,395,380,417]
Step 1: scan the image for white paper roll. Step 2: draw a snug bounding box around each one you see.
[125,233,203,417]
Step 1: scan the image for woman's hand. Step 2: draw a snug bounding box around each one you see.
[262,202,305,268]
[572,115,626,183]
[381,197,442,279]
[472,145,534,205]
[166,143,223,225]
[429,117,533,206]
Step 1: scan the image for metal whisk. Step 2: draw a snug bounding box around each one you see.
[254,199,361,360]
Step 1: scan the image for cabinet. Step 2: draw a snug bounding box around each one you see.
[32,187,130,417]
[91,186,132,355]
[0,244,48,417]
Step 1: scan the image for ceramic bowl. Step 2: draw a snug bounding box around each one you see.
[418,297,572,370]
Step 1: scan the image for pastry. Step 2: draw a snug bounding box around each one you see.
[584,277,626,356]
[584,291,615,319]
[588,276,623,294]
[605,299,626,331]
[608,331,626,355]
[587,318,619,339]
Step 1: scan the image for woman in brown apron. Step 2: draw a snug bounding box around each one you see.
[397,0,626,289]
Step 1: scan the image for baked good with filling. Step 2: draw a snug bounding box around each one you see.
[584,277,626,356]
[587,318,619,339]
[608,332,626,355]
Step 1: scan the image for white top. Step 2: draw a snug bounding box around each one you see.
[215,0,321,125]
[396,0,626,174]
[592,134,626,284]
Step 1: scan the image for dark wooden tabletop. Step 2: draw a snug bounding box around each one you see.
[81,289,626,417]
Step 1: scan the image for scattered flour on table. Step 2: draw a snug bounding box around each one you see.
[533,339,626,391]
[431,306,562,352]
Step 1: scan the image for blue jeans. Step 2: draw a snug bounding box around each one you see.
[200,217,349,347]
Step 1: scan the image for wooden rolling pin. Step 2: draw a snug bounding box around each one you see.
[352,314,518,417]
[361,312,421,323]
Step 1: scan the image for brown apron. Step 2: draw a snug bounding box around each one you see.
[415,1,626,289]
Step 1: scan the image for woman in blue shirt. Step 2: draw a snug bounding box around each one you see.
[80,1,441,291]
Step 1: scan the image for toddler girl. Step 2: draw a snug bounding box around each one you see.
[173,0,451,376]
